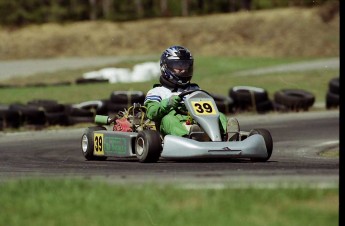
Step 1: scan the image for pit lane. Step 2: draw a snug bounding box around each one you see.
[0,110,339,187]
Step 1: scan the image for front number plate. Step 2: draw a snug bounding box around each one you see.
[93,133,105,156]
[191,101,216,115]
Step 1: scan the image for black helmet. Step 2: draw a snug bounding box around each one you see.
[160,45,194,88]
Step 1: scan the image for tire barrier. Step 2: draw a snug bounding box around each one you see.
[229,86,273,113]
[0,91,146,130]
[75,77,109,84]
[108,90,145,113]
[0,81,72,89]
[326,77,339,109]
[209,93,235,115]
[0,105,21,129]
[0,84,329,130]
[328,77,339,95]
[72,100,109,115]
[255,100,274,114]
[274,89,315,111]
[106,102,132,114]
[110,90,145,104]
[8,104,46,126]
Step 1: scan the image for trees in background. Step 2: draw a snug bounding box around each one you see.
[0,0,334,26]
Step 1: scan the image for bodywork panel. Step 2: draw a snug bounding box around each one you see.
[95,130,268,160]
[161,134,268,159]
[93,131,138,157]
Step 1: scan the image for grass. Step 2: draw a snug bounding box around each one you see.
[0,179,339,226]
[0,56,338,106]
[0,5,339,60]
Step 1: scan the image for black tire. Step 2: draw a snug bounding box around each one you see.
[274,89,315,111]
[328,77,339,95]
[81,126,107,161]
[9,104,46,125]
[326,91,339,109]
[256,100,274,114]
[272,101,289,113]
[249,128,273,162]
[27,99,58,105]
[75,77,109,84]
[0,107,22,129]
[210,93,235,114]
[229,86,269,112]
[96,99,110,115]
[135,130,162,163]
[27,99,65,113]
[45,112,69,126]
[110,91,145,104]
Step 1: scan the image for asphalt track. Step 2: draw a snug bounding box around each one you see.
[0,110,339,187]
[0,57,340,187]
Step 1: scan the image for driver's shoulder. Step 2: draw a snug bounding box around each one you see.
[147,85,171,96]
[187,83,200,90]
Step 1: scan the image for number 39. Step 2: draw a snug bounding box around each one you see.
[194,102,213,114]
[94,135,103,152]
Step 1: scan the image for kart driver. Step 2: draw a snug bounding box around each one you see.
[144,45,238,140]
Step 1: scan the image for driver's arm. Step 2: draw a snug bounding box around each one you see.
[145,95,181,121]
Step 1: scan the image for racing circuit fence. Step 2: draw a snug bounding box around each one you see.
[0,77,339,131]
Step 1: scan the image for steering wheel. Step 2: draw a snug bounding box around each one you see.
[176,89,212,115]
[178,89,211,99]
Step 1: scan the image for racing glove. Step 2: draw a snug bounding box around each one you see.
[160,95,181,113]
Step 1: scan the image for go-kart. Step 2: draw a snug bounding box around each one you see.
[81,90,273,163]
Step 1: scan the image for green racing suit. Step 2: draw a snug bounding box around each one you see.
[144,84,228,137]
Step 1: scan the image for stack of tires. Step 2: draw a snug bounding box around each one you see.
[209,93,235,115]
[274,89,315,112]
[0,100,93,130]
[0,90,148,131]
[106,91,145,114]
[27,100,68,126]
[326,77,339,109]
[23,99,97,126]
[229,86,274,114]
[0,105,21,130]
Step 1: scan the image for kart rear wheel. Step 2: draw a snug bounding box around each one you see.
[135,130,162,163]
[81,126,107,161]
[249,128,273,162]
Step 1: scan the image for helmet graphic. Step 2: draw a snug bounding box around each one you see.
[160,45,194,87]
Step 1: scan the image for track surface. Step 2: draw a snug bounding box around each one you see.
[0,110,339,186]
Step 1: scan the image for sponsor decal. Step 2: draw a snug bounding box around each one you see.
[104,136,127,155]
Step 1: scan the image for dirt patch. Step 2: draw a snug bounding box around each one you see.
[319,148,339,158]
[0,4,339,60]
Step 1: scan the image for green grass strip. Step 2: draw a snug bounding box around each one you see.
[0,179,339,226]
[0,57,338,106]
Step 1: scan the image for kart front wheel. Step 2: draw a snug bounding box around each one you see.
[81,126,107,161]
[135,130,162,163]
[249,128,273,162]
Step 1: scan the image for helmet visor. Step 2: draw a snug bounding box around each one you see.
[167,59,193,70]
[167,59,193,78]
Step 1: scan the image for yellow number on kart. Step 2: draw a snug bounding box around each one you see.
[93,133,104,156]
[191,101,216,115]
